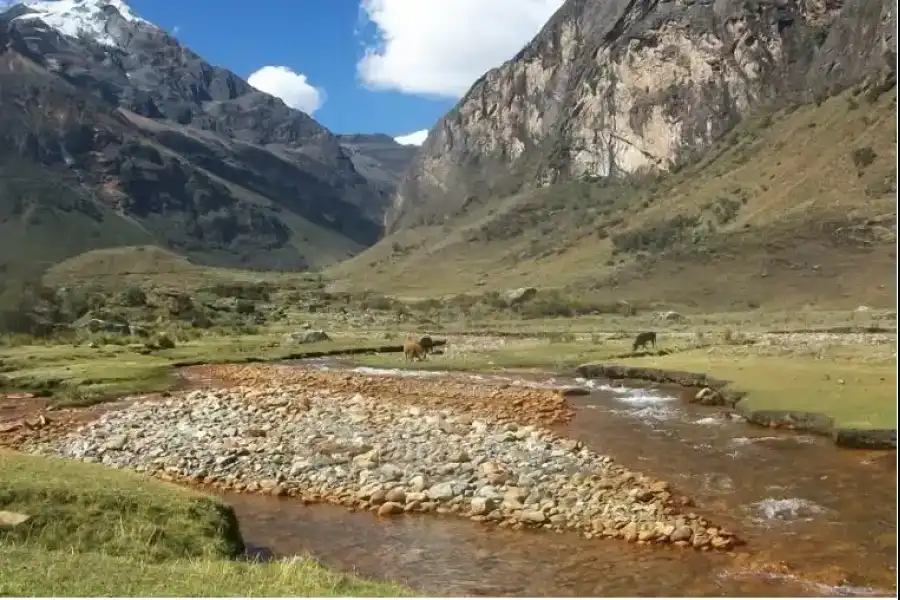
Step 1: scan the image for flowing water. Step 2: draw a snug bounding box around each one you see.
[224,363,897,597]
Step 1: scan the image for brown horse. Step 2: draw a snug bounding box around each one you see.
[403,339,425,361]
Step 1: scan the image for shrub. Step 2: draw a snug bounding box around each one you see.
[118,286,147,307]
[850,147,877,170]
[611,214,699,254]
[235,300,256,315]
[156,334,176,350]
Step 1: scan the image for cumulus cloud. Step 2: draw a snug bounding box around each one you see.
[393,129,429,146]
[357,0,564,97]
[247,66,326,115]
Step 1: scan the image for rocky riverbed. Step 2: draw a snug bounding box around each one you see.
[185,364,576,428]
[24,366,740,551]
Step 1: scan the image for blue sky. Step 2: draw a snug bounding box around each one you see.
[15,1,564,144]
[129,0,459,140]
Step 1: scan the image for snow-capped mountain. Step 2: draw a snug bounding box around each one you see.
[10,0,152,47]
[0,0,415,273]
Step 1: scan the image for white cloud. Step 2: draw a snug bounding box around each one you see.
[171,25,181,36]
[247,65,326,115]
[393,129,429,146]
[357,0,564,97]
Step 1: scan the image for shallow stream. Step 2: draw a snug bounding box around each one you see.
[225,363,897,597]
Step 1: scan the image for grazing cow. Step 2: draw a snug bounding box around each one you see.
[403,339,425,361]
[418,336,434,356]
[632,331,657,352]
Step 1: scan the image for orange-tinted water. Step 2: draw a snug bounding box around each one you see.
[225,367,897,597]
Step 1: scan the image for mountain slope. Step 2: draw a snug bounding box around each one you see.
[336,134,419,220]
[329,83,897,310]
[0,0,413,279]
[385,0,896,233]
[326,0,897,310]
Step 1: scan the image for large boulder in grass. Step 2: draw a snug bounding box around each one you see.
[284,330,330,344]
[506,287,537,306]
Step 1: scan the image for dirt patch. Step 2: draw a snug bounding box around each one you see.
[0,394,137,449]
[0,372,200,449]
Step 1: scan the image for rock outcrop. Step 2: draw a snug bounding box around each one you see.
[387,0,897,232]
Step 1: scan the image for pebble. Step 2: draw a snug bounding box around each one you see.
[26,385,738,550]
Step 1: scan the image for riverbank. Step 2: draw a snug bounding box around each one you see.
[576,344,897,449]
[21,364,740,551]
[0,332,446,408]
[0,451,411,597]
[349,332,896,449]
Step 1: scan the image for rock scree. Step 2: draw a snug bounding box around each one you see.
[24,364,740,551]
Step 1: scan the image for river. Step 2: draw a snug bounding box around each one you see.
[221,364,897,597]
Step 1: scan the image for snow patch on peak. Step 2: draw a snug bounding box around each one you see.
[394,129,428,146]
[12,0,151,47]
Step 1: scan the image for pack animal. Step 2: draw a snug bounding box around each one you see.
[403,339,425,361]
[418,336,434,356]
[632,331,657,352]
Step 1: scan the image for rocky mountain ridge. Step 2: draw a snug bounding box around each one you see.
[0,0,415,276]
[387,0,897,232]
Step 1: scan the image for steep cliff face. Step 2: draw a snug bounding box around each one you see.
[388,0,896,232]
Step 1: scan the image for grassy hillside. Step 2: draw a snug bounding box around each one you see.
[0,37,373,287]
[328,86,897,311]
[42,245,318,292]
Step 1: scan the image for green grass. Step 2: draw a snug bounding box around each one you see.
[617,348,897,430]
[329,87,897,312]
[352,338,644,373]
[0,452,411,597]
[0,547,411,597]
[354,335,897,431]
[0,333,401,407]
[42,245,324,292]
[0,451,244,560]
[426,308,898,336]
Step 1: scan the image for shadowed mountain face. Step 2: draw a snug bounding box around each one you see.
[386,0,897,232]
[336,134,419,221]
[0,0,415,276]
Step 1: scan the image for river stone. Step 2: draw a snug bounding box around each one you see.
[670,526,693,542]
[377,502,404,517]
[475,485,501,499]
[380,463,404,480]
[385,488,407,503]
[469,497,497,516]
[692,533,711,548]
[504,487,528,502]
[409,475,427,492]
[520,509,547,524]
[501,497,524,511]
[622,522,639,542]
[711,535,733,550]
[427,482,456,501]
[103,435,127,451]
